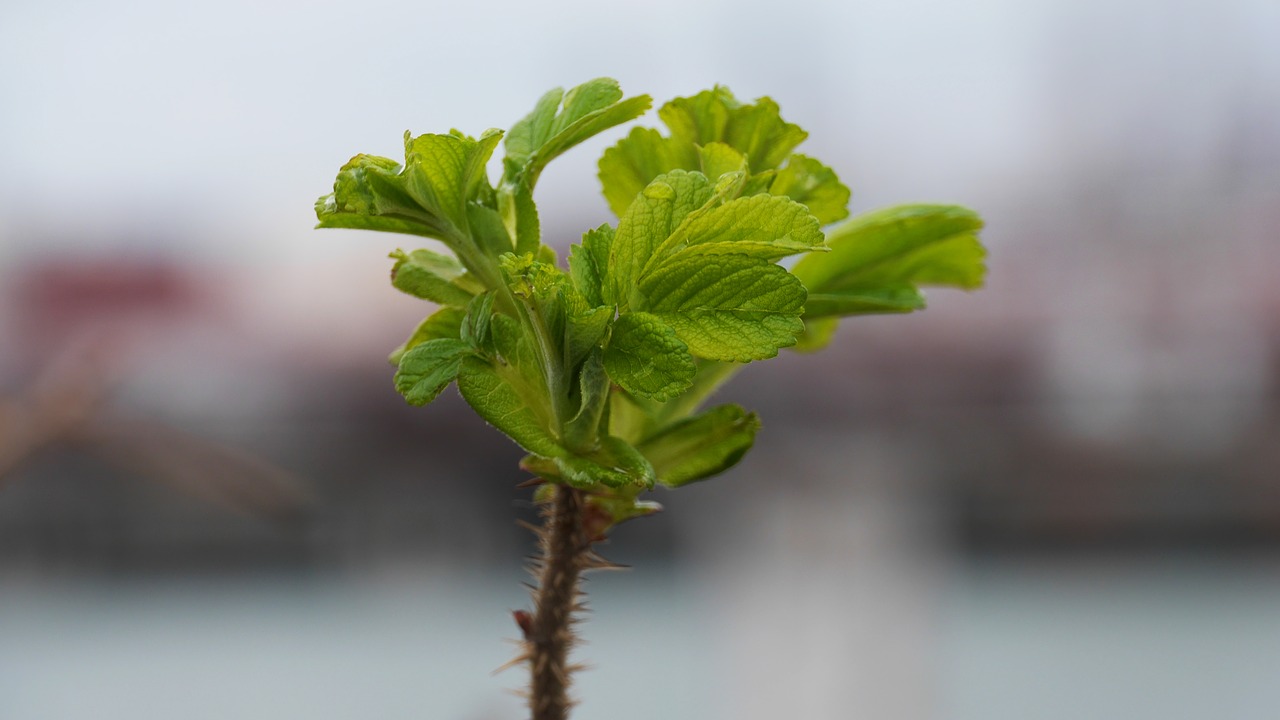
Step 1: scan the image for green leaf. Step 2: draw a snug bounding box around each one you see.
[583,493,663,531]
[489,313,548,399]
[792,204,985,290]
[316,155,447,238]
[505,87,564,166]
[506,78,652,188]
[563,349,609,451]
[512,180,541,255]
[604,312,695,402]
[403,130,503,231]
[607,388,656,445]
[637,404,760,487]
[645,192,826,265]
[393,338,469,406]
[389,306,466,365]
[568,224,614,308]
[659,89,807,172]
[698,142,749,183]
[388,249,474,306]
[456,355,562,458]
[466,203,515,257]
[803,285,926,318]
[553,80,624,133]
[604,170,715,308]
[723,97,808,172]
[769,154,851,225]
[636,252,807,362]
[565,302,612,373]
[658,87,737,146]
[460,291,496,350]
[552,436,656,490]
[598,127,699,217]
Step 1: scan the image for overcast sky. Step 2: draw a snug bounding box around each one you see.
[1,0,1276,263]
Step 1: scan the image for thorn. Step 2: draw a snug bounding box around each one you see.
[492,651,531,676]
[515,477,545,489]
[512,609,534,639]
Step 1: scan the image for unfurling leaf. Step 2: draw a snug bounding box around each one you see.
[402,129,503,232]
[389,249,474,306]
[389,306,467,365]
[637,404,760,487]
[394,339,469,406]
[506,78,652,189]
[563,349,610,450]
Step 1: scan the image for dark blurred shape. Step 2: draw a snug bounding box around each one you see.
[0,335,309,517]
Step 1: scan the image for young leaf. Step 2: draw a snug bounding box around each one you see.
[466,203,515,257]
[562,349,609,451]
[599,88,852,225]
[565,302,612,373]
[316,155,448,239]
[597,128,698,216]
[644,192,826,265]
[389,249,474,306]
[402,129,504,234]
[722,97,809,172]
[635,252,807,362]
[583,493,663,531]
[389,306,467,365]
[552,436,656,490]
[568,224,613,308]
[803,285,926,317]
[505,87,563,166]
[603,312,696,402]
[637,404,760,487]
[790,204,986,318]
[512,180,541,255]
[456,355,563,458]
[460,291,496,350]
[698,142,749,182]
[658,87,737,146]
[604,170,715,307]
[393,338,469,406]
[769,154,851,225]
[659,89,807,172]
[505,78,652,189]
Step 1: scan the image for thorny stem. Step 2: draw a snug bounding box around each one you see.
[525,483,590,720]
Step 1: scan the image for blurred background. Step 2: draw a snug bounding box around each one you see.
[2,0,1279,717]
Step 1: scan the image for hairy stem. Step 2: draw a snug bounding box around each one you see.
[527,483,589,720]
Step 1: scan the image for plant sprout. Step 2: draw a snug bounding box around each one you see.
[316,78,986,720]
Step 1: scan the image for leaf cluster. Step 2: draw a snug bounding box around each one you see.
[317,79,987,532]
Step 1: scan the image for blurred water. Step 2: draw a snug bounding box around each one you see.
[0,570,718,720]
[3,559,1277,719]
[941,557,1280,720]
